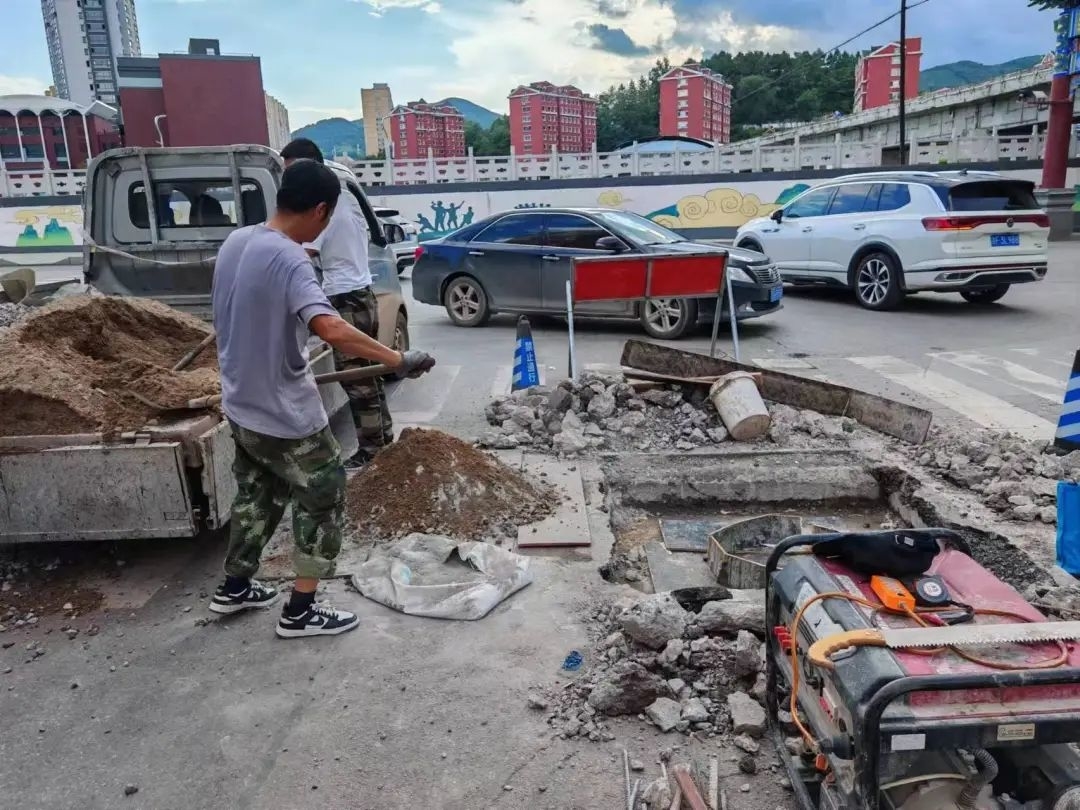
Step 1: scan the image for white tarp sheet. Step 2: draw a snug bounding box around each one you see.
[350,533,533,620]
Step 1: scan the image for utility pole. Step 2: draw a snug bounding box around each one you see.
[898,0,907,165]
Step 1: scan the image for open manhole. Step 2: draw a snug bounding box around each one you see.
[600,449,1049,595]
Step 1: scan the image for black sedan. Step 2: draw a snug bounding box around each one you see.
[410,207,783,340]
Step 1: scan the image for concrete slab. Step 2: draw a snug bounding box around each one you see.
[645,540,716,593]
[517,454,591,549]
[660,518,727,553]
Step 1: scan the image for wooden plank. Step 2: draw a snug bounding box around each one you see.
[198,419,237,531]
[516,454,591,549]
[673,766,709,810]
[621,339,932,444]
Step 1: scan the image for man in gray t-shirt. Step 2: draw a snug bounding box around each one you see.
[208,159,435,639]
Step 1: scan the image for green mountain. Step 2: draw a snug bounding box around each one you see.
[289,117,366,159]
[920,56,1042,92]
[289,98,501,159]
[435,97,501,128]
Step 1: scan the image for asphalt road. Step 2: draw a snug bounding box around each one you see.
[391,241,1080,440]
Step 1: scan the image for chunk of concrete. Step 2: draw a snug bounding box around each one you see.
[734,630,763,677]
[694,599,766,636]
[646,697,683,733]
[681,697,709,724]
[619,593,691,650]
[587,662,665,716]
[728,691,767,738]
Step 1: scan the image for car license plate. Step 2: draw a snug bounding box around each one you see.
[991,233,1020,247]
[769,286,783,303]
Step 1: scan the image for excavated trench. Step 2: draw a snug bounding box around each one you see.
[599,449,1051,594]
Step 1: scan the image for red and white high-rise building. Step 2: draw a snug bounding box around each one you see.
[509,82,598,155]
[656,65,734,145]
[854,38,922,113]
[658,64,733,144]
[388,101,466,159]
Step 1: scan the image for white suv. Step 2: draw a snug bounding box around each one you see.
[734,171,1049,311]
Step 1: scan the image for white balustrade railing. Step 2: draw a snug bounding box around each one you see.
[0,132,1049,199]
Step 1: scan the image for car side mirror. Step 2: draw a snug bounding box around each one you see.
[770,209,784,223]
[596,235,626,252]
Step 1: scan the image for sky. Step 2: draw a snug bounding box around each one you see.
[0,0,1061,129]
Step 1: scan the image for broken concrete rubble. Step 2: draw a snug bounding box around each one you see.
[692,599,767,636]
[587,662,665,715]
[618,593,691,650]
[645,697,683,732]
[728,691,767,738]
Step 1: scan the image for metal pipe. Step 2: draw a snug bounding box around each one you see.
[898,0,907,164]
[725,272,740,363]
[153,114,167,147]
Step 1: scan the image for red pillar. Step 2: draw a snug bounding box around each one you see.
[1042,74,1074,189]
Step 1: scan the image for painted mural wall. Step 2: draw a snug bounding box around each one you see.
[368,168,1050,243]
[0,200,83,269]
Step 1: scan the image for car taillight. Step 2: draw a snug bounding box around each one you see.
[414,246,426,261]
[922,217,978,231]
[1032,213,1051,228]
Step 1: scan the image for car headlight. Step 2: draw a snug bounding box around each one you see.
[727,265,752,283]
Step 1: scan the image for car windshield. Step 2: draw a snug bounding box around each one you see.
[597,210,685,245]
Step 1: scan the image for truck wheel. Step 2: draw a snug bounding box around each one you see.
[393,309,410,351]
[444,276,490,327]
[960,284,1010,304]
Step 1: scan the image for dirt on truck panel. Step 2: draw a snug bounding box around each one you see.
[0,296,219,437]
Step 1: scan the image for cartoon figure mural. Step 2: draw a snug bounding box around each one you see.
[445,202,466,229]
[415,199,479,241]
[461,206,475,226]
[430,201,447,231]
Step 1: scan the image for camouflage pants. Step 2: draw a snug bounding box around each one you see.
[223,421,346,580]
[328,288,393,456]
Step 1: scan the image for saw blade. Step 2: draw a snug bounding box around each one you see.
[880,621,1080,649]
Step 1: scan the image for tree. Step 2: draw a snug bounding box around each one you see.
[1029,0,1080,9]
[465,116,512,156]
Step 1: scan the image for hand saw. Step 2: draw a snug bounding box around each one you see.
[808,621,1080,669]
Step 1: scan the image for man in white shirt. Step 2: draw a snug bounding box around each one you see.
[281,139,393,466]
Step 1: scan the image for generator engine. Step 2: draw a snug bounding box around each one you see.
[765,529,1080,810]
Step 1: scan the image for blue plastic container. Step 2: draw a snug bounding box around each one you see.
[1056,481,1080,575]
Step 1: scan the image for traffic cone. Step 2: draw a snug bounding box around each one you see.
[512,315,541,391]
[1056,350,1080,452]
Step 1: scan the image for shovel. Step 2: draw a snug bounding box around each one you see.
[128,364,393,414]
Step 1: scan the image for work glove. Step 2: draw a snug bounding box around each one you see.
[396,350,436,379]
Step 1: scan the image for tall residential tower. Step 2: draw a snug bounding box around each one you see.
[41,0,141,106]
[361,83,394,157]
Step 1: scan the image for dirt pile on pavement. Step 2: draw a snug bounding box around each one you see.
[0,296,219,437]
[346,428,556,540]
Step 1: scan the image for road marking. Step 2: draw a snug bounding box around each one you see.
[752,357,817,370]
[929,351,1066,403]
[391,364,462,425]
[1010,347,1074,369]
[490,364,512,399]
[848,356,1057,440]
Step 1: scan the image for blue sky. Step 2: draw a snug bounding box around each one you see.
[0,0,1060,129]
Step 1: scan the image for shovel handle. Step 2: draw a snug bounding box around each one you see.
[180,364,393,410]
[807,629,887,670]
[172,332,217,372]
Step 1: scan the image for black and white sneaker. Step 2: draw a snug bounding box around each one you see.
[276,603,360,639]
[209,580,281,615]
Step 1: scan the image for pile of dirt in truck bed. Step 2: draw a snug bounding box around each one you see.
[346,428,557,540]
[0,296,219,437]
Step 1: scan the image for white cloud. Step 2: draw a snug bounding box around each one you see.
[0,75,52,97]
[417,0,807,110]
[360,0,442,15]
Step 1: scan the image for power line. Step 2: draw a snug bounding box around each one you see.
[736,0,932,105]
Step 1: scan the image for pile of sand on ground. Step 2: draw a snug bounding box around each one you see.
[346,428,556,540]
[0,296,220,437]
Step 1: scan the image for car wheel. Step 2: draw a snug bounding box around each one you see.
[738,238,764,254]
[853,252,904,311]
[396,261,407,276]
[443,276,490,327]
[640,298,697,340]
[960,284,1010,304]
[393,309,410,351]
